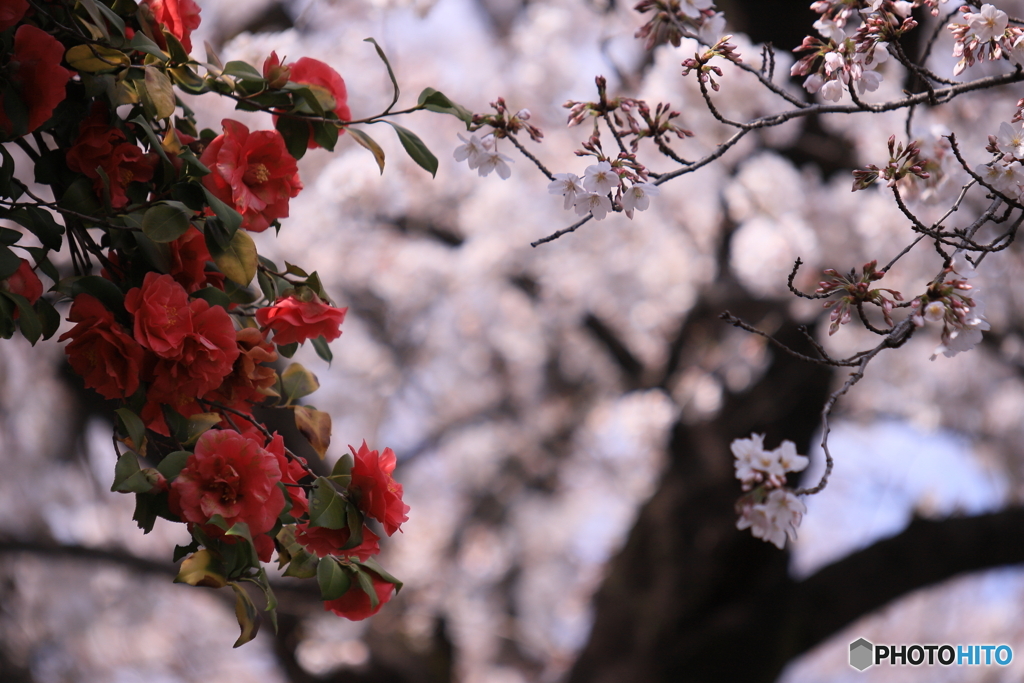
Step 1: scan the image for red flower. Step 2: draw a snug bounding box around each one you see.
[59,294,146,400]
[0,0,28,32]
[262,51,290,89]
[124,272,193,357]
[2,258,42,305]
[282,57,351,149]
[295,522,380,560]
[200,119,302,233]
[322,567,395,621]
[349,441,409,536]
[205,327,278,412]
[66,104,157,209]
[146,297,240,405]
[167,226,224,293]
[142,0,201,53]
[255,293,346,346]
[0,24,72,138]
[265,432,309,517]
[169,429,285,538]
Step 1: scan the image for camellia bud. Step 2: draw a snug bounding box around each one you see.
[263,51,292,89]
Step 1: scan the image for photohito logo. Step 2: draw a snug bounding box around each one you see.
[849,638,1012,671]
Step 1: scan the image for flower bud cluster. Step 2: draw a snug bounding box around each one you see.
[681,36,742,91]
[816,260,903,335]
[792,27,891,102]
[633,0,726,50]
[852,135,930,191]
[732,433,809,549]
[911,262,990,359]
[472,97,544,143]
[948,3,1024,76]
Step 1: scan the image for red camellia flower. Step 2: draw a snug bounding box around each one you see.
[295,522,380,561]
[265,432,310,517]
[323,567,395,621]
[66,104,157,209]
[255,292,347,346]
[0,0,29,32]
[142,0,201,52]
[283,57,351,149]
[200,119,302,233]
[169,429,285,539]
[124,272,193,357]
[349,441,409,536]
[146,296,240,405]
[2,258,42,306]
[0,24,73,138]
[59,294,146,400]
[167,226,225,293]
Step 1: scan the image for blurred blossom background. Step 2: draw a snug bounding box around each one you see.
[5,0,1024,681]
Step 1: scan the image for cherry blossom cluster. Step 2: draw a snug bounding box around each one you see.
[910,257,990,359]
[976,121,1024,199]
[548,161,659,220]
[948,3,1024,76]
[0,0,464,642]
[453,133,514,179]
[732,434,809,549]
[852,136,931,192]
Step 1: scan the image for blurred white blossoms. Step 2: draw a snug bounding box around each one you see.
[453,134,513,179]
[732,433,809,549]
[976,121,1024,198]
[736,489,807,549]
[549,161,658,220]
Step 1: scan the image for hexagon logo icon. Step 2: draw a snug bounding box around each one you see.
[850,638,874,671]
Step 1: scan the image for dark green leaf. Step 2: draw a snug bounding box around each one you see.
[7,207,64,251]
[275,115,309,161]
[127,32,168,61]
[354,566,380,609]
[142,201,193,242]
[133,492,158,533]
[277,342,298,358]
[94,0,127,38]
[1,291,41,344]
[308,477,347,529]
[311,121,339,151]
[387,122,438,177]
[115,407,147,452]
[364,38,399,114]
[223,60,265,81]
[229,582,261,647]
[417,87,474,123]
[317,557,352,601]
[36,298,60,340]
[201,186,243,235]
[192,286,232,309]
[0,246,21,279]
[130,115,173,165]
[157,450,192,481]
[311,335,333,364]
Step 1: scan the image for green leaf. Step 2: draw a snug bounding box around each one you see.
[311,121,339,151]
[223,60,266,81]
[281,363,320,404]
[317,557,352,601]
[311,335,333,364]
[0,228,20,246]
[63,275,125,315]
[172,539,200,563]
[364,38,399,114]
[65,44,130,73]
[161,30,190,65]
[275,115,309,161]
[308,477,347,529]
[192,286,232,309]
[281,547,319,579]
[229,582,261,647]
[348,128,385,174]
[111,452,152,493]
[277,342,298,358]
[8,207,64,251]
[209,228,257,286]
[0,291,41,345]
[0,146,17,198]
[354,566,380,609]
[142,201,193,242]
[157,450,192,481]
[175,549,227,588]
[387,122,438,177]
[2,89,28,139]
[93,1,127,38]
[200,186,243,235]
[127,32,168,61]
[36,298,60,340]
[0,246,21,279]
[133,492,158,533]
[115,407,147,453]
[417,87,474,123]
[141,66,177,120]
[331,453,354,478]
[58,178,102,220]
[130,115,173,165]
[357,556,404,592]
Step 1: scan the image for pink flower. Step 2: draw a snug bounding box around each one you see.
[349,441,409,536]
[200,119,303,233]
[143,0,201,52]
[295,522,380,560]
[255,293,346,346]
[283,57,351,148]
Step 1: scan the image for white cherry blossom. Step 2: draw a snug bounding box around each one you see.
[583,161,618,195]
[574,191,613,220]
[997,121,1024,159]
[621,182,660,217]
[966,3,1008,43]
[548,173,586,209]
[476,150,513,179]
[453,134,486,169]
